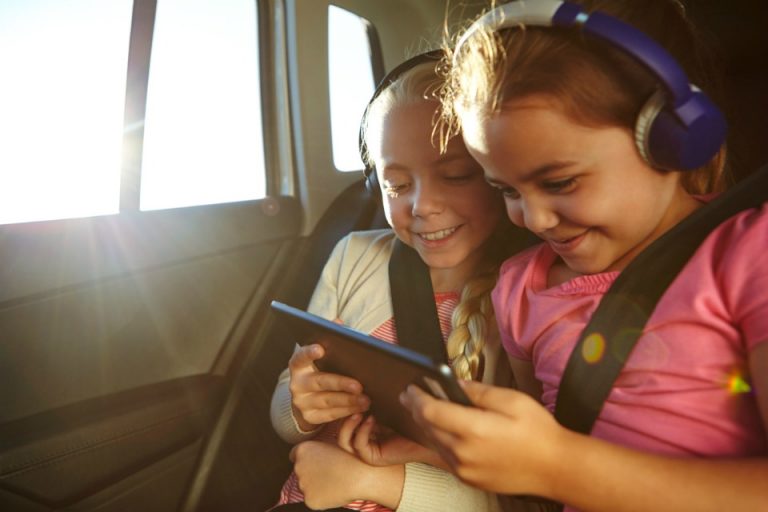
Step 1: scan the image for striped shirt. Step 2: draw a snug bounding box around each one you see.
[276,292,459,512]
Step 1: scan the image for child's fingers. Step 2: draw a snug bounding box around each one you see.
[460,380,528,416]
[291,387,369,427]
[288,344,325,372]
[399,389,462,465]
[352,415,376,456]
[305,371,363,394]
[400,385,477,438]
[294,389,369,412]
[301,402,370,425]
[290,371,363,399]
[337,414,364,454]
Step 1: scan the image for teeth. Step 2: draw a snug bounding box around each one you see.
[420,227,458,241]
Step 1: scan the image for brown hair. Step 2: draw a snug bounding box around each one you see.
[439,0,729,194]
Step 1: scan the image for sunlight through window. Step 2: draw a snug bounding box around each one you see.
[0,0,131,225]
[328,6,376,172]
[140,0,266,211]
[0,0,266,224]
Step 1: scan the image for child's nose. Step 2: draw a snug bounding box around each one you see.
[411,182,444,217]
[521,197,558,233]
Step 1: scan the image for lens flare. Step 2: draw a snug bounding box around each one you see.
[727,373,752,395]
[582,332,606,364]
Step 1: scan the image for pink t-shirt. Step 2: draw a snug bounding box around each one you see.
[492,205,768,456]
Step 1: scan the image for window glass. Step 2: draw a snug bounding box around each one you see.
[140,0,265,211]
[328,6,376,172]
[0,0,132,225]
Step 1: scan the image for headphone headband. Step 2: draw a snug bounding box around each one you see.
[457,0,691,106]
[359,50,444,191]
[453,0,727,170]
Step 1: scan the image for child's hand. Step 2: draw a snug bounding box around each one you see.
[288,343,370,431]
[337,414,448,469]
[289,440,404,509]
[400,380,565,497]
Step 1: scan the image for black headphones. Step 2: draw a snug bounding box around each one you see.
[359,50,445,195]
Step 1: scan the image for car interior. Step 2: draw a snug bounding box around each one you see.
[0,1,765,511]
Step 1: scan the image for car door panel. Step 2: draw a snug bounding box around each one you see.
[0,198,302,510]
[0,376,220,508]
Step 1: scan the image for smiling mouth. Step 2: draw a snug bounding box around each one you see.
[547,230,589,250]
[418,226,459,241]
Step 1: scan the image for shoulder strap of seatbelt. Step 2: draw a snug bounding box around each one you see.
[388,239,448,363]
[555,164,768,434]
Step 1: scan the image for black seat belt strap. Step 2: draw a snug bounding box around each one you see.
[555,164,768,434]
[388,239,448,363]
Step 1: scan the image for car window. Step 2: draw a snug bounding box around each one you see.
[0,0,266,224]
[141,0,266,210]
[0,0,132,225]
[328,5,376,172]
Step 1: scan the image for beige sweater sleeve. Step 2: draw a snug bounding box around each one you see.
[397,463,503,512]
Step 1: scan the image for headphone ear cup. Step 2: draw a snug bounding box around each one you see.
[636,89,727,171]
[360,111,381,200]
[652,91,727,171]
[364,167,380,198]
[634,90,666,168]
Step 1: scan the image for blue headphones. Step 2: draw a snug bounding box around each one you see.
[359,50,444,195]
[454,0,727,171]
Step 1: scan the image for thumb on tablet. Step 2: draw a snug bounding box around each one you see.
[460,380,528,416]
[289,343,325,372]
[457,379,490,405]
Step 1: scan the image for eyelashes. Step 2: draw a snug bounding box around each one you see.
[383,183,406,198]
[382,173,478,199]
[542,177,577,193]
[491,177,578,200]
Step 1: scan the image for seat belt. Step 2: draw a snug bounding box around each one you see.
[390,238,563,510]
[388,239,448,363]
[555,163,768,434]
[386,221,538,364]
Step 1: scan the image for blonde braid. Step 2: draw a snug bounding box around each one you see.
[445,269,499,381]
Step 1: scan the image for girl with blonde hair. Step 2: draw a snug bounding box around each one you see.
[269,50,528,512]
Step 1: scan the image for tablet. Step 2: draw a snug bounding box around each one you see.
[270,300,472,446]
